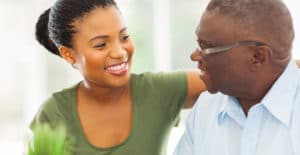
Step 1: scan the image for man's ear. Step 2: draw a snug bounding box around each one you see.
[59,46,76,65]
[249,45,272,66]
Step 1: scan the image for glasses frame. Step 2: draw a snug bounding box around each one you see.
[197,41,265,55]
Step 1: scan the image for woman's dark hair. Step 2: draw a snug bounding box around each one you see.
[35,0,117,56]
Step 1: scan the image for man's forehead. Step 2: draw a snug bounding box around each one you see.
[194,12,211,38]
[194,12,220,39]
[195,23,201,37]
[195,11,220,35]
[196,11,247,42]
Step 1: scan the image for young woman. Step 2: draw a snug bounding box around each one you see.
[30,0,205,154]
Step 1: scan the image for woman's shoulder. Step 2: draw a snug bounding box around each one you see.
[131,71,186,83]
[39,82,80,116]
[51,82,80,102]
[31,82,80,128]
[130,71,187,95]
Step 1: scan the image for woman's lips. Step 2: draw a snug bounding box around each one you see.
[105,62,129,76]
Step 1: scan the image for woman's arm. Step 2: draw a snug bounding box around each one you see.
[183,70,206,109]
[296,59,300,67]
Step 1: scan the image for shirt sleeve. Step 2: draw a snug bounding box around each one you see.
[131,71,188,128]
[30,97,58,130]
[144,71,188,123]
[173,101,198,155]
[30,107,51,130]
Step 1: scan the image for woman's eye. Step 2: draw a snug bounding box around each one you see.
[122,35,130,41]
[94,43,106,48]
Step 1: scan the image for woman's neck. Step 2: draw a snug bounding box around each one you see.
[79,80,131,105]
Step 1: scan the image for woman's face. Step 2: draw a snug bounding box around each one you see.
[71,6,134,88]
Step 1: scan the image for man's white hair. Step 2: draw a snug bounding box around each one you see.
[205,0,294,55]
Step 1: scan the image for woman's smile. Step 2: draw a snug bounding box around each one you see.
[105,61,129,76]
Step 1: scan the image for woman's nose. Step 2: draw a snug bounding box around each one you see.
[110,44,127,59]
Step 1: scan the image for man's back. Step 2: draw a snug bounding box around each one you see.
[174,60,300,155]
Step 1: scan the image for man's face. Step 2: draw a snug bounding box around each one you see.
[191,12,252,95]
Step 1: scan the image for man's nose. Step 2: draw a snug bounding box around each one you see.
[190,48,205,66]
[190,48,203,61]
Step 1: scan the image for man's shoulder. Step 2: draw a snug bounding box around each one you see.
[292,70,300,110]
[194,91,227,111]
[191,92,228,121]
[292,68,300,105]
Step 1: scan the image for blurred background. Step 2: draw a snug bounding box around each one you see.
[0,0,299,154]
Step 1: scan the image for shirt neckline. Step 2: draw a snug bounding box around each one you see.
[218,60,299,126]
[70,75,137,151]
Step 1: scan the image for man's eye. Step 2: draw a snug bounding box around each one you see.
[199,43,209,49]
[198,40,216,49]
[94,43,106,48]
[201,43,215,50]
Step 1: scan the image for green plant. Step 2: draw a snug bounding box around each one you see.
[28,124,71,155]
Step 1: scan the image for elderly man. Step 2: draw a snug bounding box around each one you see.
[174,0,300,155]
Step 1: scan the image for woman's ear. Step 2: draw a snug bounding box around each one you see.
[59,46,76,65]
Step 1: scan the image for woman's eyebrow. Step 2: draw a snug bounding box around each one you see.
[89,27,128,42]
[89,35,109,42]
[120,27,127,33]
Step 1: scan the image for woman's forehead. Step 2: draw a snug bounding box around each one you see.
[72,6,125,34]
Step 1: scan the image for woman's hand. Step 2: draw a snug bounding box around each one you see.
[183,70,207,108]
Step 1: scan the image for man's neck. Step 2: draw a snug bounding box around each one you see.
[237,98,261,116]
[237,68,286,116]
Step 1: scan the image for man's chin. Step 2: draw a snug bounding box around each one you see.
[207,88,219,94]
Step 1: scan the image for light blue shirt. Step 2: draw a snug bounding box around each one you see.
[174,60,300,155]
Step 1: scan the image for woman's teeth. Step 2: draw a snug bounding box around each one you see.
[106,62,127,71]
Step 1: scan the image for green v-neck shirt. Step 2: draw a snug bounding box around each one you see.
[30,71,187,155]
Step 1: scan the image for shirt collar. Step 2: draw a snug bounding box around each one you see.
[218,96,245,126]
[260,60,299,126]
[217,99,227,125]
[218,60,300,126]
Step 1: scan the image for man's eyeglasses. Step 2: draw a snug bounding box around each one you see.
[197,41,265,55]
